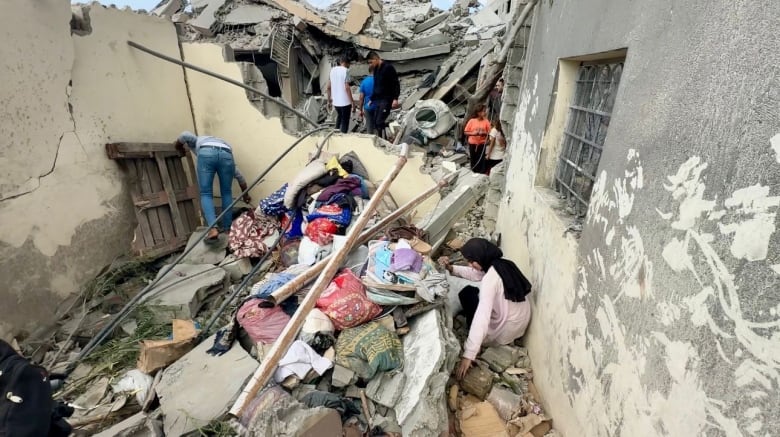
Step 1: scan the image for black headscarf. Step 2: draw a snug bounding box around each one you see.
[460,238,532,302]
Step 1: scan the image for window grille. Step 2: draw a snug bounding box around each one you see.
[554,61,623,217]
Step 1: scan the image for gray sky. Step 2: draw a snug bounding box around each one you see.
[75,0,458,12]
[72,0,161,9]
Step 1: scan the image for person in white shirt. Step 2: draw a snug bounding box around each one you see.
[485,118,507,173]
[326,57,355,133]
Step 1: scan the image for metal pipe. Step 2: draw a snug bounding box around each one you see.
[66,126,331,374]
[230,144,410,417]
[127,40,320,128]
[269,172,454,304]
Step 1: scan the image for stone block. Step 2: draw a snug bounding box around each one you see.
[157,333,257,437]
[461,363,494,400]
[486,386,522,421]
[92,412,150,437]
[406,33,451,50]
[181,227,228,265]
[245,389,343,437]
[189,0,225,36]
[366,371,406,407]
[142,263,227,322]
[219,254,252,281]
[481,345,519,373]
[331,364,356,388]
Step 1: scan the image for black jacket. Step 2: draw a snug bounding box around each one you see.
[372,61,400,101]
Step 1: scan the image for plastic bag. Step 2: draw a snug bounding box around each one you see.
[298,236,332,265]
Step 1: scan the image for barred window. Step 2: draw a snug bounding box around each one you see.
[554,61,623,217]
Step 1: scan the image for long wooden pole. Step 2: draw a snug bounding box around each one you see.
[269,173,454,305]
[230,144,411,417]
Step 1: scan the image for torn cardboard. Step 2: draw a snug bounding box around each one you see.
[137,319,198,374]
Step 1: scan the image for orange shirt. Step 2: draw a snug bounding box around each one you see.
[464,118,491,145]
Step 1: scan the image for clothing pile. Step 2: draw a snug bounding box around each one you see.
[211,151,451,436]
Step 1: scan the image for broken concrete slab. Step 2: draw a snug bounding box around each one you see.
[383,309,459,436]
[268,0,327,24]
[486,386,522,421]
[219,254,252,281]
[413,12,449,33]
[245,388,343,436]
[431,41,496,100]
[343,0,371,34]
[377,44,451,62]
[421,168,489,252]
[223,4,277,25]
[141,263,228,322]
[366,371,406,407]
[157,333,257,437]
[181,227,228,265]
[92,412,150,437]
[481,345,520,373]
[406,33,451,50]
[189,0,225,36]
[151,0,183,18]
[467,6,503,27]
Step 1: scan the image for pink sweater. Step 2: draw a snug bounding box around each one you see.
[453,266,531,360]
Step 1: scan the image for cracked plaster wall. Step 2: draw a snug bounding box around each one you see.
[181,42,440,220]
[496,0,780,435]
[0,1,194,340]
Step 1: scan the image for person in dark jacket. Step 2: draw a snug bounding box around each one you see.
[366,51,400,140]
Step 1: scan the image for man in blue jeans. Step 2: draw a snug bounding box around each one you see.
[175,132,251,243]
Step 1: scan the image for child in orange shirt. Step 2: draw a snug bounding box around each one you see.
[463,105,491,174]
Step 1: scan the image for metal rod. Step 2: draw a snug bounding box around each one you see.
[66,126,331,375]
[269,173,453,305]
[230,144,411,417]
[127,40,320,128]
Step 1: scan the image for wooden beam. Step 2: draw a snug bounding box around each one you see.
[106,142,182,159]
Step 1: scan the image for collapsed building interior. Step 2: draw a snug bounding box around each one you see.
[2,0,778,436]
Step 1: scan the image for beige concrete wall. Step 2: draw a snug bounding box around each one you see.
[0,1,193,340]
[181,42,439,218]
[498,0,780,435]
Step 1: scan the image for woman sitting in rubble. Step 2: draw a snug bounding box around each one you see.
[439,238,532,379]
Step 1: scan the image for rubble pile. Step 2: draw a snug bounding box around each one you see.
[157,0,508,140]
[25,141,561,435]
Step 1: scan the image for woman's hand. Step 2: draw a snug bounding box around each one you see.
[438,256,453,273]
[456,357,472,380]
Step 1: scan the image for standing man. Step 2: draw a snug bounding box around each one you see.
[366,51,400,140]
[486,78,504,122]
[359,66,376,134]
[327,57,355,134]
[175,132,251,243]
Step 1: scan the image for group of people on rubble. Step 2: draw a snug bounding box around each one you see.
[464,78,507,175]
[327,52,400,139]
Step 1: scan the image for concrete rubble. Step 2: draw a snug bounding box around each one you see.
[27,1,561,436]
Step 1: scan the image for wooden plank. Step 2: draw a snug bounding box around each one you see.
[141,159,166,244]
[169,159,196,232]
[146,159,175,242]
[132,186,199,210]
[127,160,155,250]
[156,154,187,237]
[106,142,181,159]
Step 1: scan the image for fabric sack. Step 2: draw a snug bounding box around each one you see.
[316,269,382,330]
[334,322,403,380]
[237,299,291,344]
[258,183,288,217]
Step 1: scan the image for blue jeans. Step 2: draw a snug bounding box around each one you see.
[196,147,235,230]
